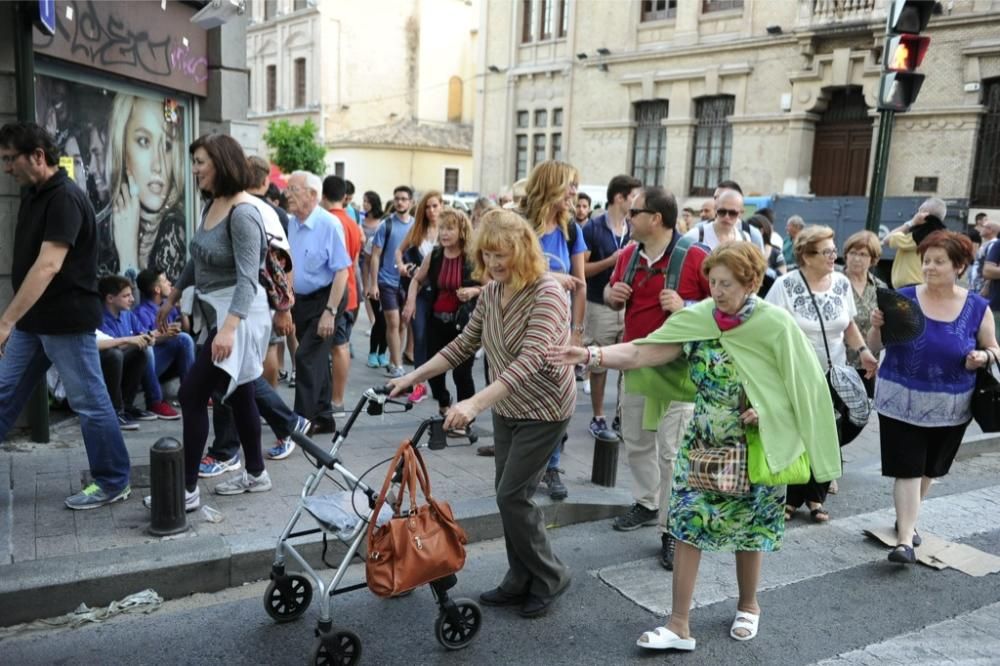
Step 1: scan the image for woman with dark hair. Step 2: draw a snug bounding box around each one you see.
[396,190,442,403]
[361,191,386,364]
[869,230,999,564]
[155,133,272,507]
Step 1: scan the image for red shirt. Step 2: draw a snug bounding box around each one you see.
[609,239,711,342]
[433,255,463,314]
[330,208,362,312]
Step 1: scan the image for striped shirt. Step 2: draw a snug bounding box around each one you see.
[439,274,575,422]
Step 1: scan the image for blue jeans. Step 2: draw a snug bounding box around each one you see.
[0,329,130,493]
[152,333,195,382]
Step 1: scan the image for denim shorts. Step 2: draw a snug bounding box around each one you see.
[333,309,356,346]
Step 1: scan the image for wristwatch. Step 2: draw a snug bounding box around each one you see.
[572,323,585,333]
[324,306,337,316]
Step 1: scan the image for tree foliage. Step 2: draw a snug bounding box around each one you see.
[262,119,325,174]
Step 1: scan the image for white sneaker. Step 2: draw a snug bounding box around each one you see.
[143,486,201,513]
[214,469,272,495]
[582,379,591,394]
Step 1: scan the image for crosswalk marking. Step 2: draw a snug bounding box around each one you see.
[596,485,1000,616]
[814,601,1000,665]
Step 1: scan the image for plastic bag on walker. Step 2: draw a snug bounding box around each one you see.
[302,489,393,534]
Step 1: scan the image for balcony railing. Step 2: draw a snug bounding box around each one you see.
[802,0,886,27]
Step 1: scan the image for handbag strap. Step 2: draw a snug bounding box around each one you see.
[366,440,417,544]
[799,270,833,370]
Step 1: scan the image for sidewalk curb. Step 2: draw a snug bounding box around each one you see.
[956,433,1000,462]
[0,488,630,627]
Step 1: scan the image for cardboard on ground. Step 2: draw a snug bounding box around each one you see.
[864,526,1000,576]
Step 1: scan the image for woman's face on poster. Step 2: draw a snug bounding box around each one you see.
[125,98,173,213]
[88,125,109,201]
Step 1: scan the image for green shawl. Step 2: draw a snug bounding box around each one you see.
[624,299,841,482]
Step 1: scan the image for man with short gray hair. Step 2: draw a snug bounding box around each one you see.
[783,215,805,269]
[286,170,351,433]
[886,197,948,288]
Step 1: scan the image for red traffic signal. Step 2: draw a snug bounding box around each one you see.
[884,34,931,72]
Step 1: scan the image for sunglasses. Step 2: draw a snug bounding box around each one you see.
[628,208,656,218]
[716,208,741,218]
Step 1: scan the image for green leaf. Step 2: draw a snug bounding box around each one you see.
[262,118,325,174]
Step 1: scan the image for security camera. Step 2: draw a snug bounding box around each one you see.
[190,0,245,30]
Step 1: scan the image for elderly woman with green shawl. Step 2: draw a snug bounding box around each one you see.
[548,242,840,651]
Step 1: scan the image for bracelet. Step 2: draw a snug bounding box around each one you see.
[572,323,585,334]
[587,345,603,369]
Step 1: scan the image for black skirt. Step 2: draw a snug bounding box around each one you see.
[878,413,968,478]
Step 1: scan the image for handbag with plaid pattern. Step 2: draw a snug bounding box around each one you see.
[686,392,752,497]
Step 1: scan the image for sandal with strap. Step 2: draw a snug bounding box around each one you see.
[809,505,830,523]
[730,610,760,641]
[636,626,696,651]
[784,505,796,522]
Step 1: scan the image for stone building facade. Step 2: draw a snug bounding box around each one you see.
[474,0,1000,216]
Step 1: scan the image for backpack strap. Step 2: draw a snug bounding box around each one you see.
[225,202,266,263]
[665,234,695,292]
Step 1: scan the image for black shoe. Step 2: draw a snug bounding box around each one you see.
[888,544,916,564]
[611,415,621,435]
[542,468,568,501]
[311,418,336,435]
[660,533,676,570]
[613,503,659,532]
[518,581,570,618]
[479,587,527,607]
[895,521,922,547]
[125,406,157,421]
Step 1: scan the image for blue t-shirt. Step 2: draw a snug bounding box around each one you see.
[539,222,587,274]
[372,213,415,288]
[582,213,630,303]
[986,240,1000,311]
[100,308,143,338]
[134,300,180,330]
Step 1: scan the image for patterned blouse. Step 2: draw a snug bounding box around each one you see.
[439,274,576,422]
[765,270,857,367]
[844,269,887,369]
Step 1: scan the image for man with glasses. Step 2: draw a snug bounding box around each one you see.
[605,186,709,569]
[286,170,352,434]
[0,122,131,509]
[582,175,640,441]
[367,185,415,378]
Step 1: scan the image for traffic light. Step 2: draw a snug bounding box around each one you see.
[878,0,937,112]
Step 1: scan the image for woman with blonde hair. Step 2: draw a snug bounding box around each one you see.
[389,209,575,618]
[402,208,482,432]
[522,160,587,500]
[767,225,878,523]
[396,190,442,402]
[548,242,839,650]
[108,94,186,278]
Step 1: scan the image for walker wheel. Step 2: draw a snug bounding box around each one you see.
[264,574,312,623]
[434,598,482,650]
[310,629,362,666]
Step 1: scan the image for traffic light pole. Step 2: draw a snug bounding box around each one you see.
[864,108,896,233]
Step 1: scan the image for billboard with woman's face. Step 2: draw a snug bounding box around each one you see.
[35,73,189,280]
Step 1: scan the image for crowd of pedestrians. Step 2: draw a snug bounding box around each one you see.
[1,120,997,652]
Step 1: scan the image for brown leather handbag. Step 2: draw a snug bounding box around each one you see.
[366,441,468,598]
[686,391,752,497]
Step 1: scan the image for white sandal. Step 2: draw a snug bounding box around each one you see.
[730,610,760,641]
[636,626,696,651]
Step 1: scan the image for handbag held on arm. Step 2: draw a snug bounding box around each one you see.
[366,441,468,598]
[687,392,752,496]
[972,349,1000,433]
[800,272,871,445]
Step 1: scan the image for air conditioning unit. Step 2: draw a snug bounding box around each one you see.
[190,0,245,30]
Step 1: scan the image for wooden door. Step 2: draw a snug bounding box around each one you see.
[811,121,872,196]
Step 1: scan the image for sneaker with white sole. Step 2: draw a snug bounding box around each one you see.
[408,383,428,404]
[143,486,201,513]
[266,437,296,460]
[582,379,591,394]
[65,483,131,510]
[199,454,241,478]
[215,469,272,495]
[293,415,312,436]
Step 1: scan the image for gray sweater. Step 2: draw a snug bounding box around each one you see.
[176,202,263,321]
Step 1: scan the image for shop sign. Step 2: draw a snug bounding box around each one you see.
[33,0,209,97]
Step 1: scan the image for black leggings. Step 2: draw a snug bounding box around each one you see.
[368,296,388,356]
[178,330,263,490]
[426,315,475,409]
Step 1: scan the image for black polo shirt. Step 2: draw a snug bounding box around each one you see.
[11,168,103,334]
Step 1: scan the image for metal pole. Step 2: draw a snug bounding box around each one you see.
[865,108,896,233]
[13,1,50,443]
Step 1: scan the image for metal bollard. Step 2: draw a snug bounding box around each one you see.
[590,436,619,487]
[148,437,189,536]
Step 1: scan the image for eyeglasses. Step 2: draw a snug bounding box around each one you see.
[716,208,741,218]
[394,196,410,202]
[810,249,838,258]
[0,153,25,166]
[628,208,656,218]
[286,186,303,194]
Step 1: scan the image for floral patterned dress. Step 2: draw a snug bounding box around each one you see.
[668,339,785,552]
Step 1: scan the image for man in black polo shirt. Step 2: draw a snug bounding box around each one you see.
[0,122,131,510]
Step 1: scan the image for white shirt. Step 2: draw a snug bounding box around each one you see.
[246,197,290,251]
[765,271,857,367]
[685,221,766,253]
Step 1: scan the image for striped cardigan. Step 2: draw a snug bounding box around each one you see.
[439,274,575,422]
